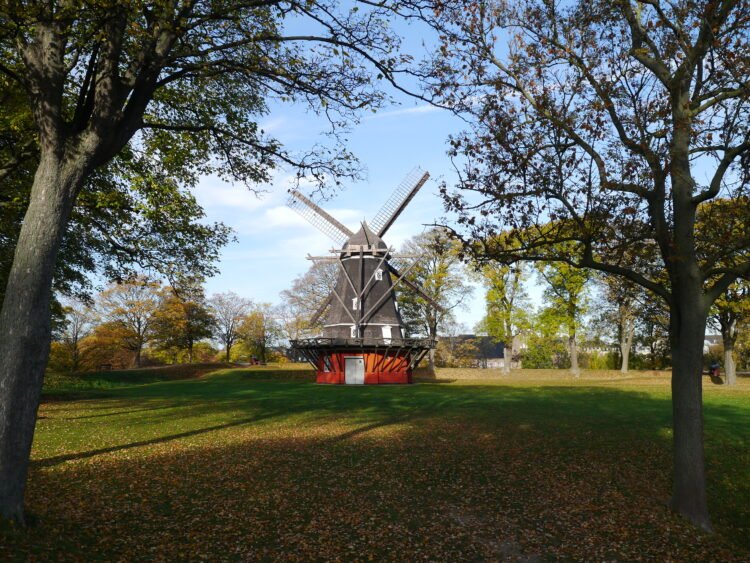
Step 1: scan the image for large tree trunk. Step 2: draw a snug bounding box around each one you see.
[427,322,437,375]
[569,333,579,376]
[669,300,711,530]
[723,333,737,386]
[620,322,635,373]
[225,343,232,363]
[721,319,737,386]
[503,339,513,373]
[427,348,436,373]
[71,342,80,373]
[0,155,84,523]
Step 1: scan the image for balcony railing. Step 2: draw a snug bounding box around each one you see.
[291,337,436,349]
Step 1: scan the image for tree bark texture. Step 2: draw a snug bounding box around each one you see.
[721,321,737,386]
[723,344,736,385]
[669,299,711,531]
[0,155,85,522]
[569,334,579,376]
[427,322,437,375]
[503,339,513,373]
[620,322,634,373]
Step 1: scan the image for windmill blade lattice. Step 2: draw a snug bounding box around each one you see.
[288,190,353,247]
[370,168,430,237]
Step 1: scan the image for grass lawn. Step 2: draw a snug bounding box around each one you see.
[2,366,749,560]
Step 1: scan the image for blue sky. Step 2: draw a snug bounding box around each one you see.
[192,96,490,330]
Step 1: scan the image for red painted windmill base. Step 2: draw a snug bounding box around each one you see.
[292,338,434,385]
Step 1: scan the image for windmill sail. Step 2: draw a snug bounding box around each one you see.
[370,168,430,237]
[288,190,353,246]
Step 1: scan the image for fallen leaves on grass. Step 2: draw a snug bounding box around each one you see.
[2,373,749,561]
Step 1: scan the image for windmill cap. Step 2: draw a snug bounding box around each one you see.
[342,222,388,251]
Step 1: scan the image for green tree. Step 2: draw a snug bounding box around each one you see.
[476,263,530,373]
[1,153,232,310]
[97,278,162,368]
[733,317,750,371]
[0,2,401,522]
[209,292,253,362]
[407,0,750,527]
[595,276,647,373]
[399,228,471,371]
[0,78,231,308]
[239,303,283,364]
[49,299,95,373]
[153,288,215,364]
[709,280,750,386]
[521,306,571,369]
[637,298,672,370]
[536,262,590,376]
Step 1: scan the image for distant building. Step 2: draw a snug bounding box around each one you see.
[446,334,525,369]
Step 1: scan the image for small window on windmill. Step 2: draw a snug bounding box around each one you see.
[381,325,392,343]
[350,325,358,338]
[375,268,383,281]
[352,297,359,310]
[323,355,332,372]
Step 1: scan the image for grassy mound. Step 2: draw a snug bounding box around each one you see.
[43,363,234,395]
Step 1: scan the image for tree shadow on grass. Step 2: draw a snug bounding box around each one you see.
[45,377,750,446]
[29,375,750,556]
[32,411,280,469]
[57,403,185,420]
[16,403,750,562]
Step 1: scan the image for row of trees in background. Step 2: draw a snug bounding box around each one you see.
[52,281,285,372]
[438,249,750,385]
[399,228,750,385]
[54,224,750,386]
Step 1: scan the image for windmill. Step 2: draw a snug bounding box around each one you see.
[289,167,439,384]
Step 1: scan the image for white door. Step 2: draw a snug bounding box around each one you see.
[345,357,365,385]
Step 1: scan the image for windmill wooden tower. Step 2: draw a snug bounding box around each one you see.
[289,168,438,384]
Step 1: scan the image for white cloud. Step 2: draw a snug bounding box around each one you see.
[193,170,321,214]
[194,176,277,212]
[258,116,288,135]
[365,104,442,120]
[263,206,310,228]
